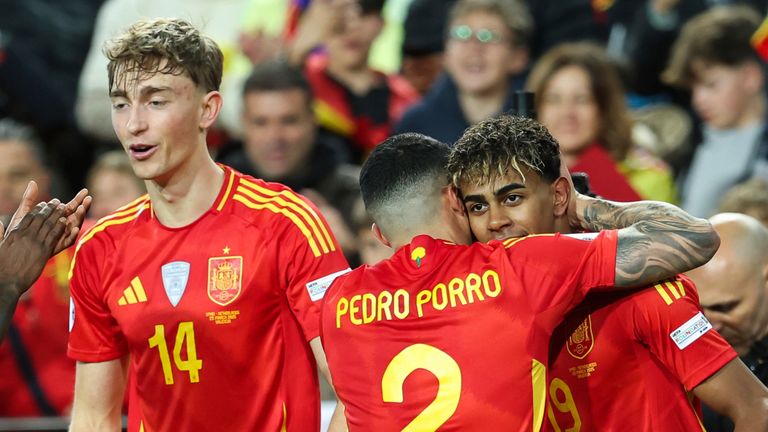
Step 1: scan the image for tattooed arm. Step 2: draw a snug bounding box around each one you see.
[569,192,720,288]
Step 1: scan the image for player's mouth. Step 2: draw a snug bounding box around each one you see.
[129,144,158,161]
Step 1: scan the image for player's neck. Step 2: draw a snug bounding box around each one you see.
[146,152,225,228]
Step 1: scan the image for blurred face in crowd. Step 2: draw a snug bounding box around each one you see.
[0,140,50,216]
[110,68,215,182]
[327,11,384,71]
[538,65,600,157]
[87,168,145,219]
[687,223,768,356]
[460,167,567,242]
[241,88,316,180]
[444,11,526,97]
[691,61,763,130]
[402,53,444,95]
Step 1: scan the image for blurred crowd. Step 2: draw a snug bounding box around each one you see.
[1,0,768,425]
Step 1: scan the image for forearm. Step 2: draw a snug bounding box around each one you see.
[328,401,348,432]
[573,193,719,287]
[733,404,768,432]
[0,283,21,343]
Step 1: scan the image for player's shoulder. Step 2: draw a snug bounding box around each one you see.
[629,274,700,308]
[75,194,151,255]
[228,170,315,224]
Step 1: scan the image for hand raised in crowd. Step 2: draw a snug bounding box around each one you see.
[288,0,359,65]
[5,181,91,256]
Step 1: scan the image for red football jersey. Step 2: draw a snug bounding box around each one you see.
[321,232,618,431]
[68,166,350,431]
[544,275,737,432]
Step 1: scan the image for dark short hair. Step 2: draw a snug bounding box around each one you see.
[360,133,450,218]
[359,0,385,15]
[0,118,47,168]
[242,60,313,106]
[448,115,561,188]
[663,5,762,88]
[105,17,223,93]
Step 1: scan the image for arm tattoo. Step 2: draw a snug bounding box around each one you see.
[578,197,720,288]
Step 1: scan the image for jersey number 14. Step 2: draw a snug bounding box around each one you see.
[148,322,203,385]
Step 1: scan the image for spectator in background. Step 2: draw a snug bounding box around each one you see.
[217,60,361,262]
[85,151,145,220]
[527,41,676,202]
[395,0,532,144]
[719,178,768,227]
[686,212,768,432]
[400,0,458,95]
[288,0,419,161]
[0,119,51,220]
[663,6,767,217]
[0,120,84,417]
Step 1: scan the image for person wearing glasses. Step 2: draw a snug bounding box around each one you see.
[394,0,533,145]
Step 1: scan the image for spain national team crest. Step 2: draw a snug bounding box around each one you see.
[566,315,595,359]
[207,256,243,306]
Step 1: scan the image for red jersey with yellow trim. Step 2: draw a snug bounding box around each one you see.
[544,275,737,432]
[68,166,350,432]
[321,232,618,431]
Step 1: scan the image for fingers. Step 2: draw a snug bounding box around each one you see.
[43,215,68,252]
[14,201,48,233]
[64,189,89,217]
[6,181,39,236]
[37,201,66,242]
[25,200,61,237]
[55,200,90,254]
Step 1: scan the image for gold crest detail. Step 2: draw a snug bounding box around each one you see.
[566,315,595,359]
[207,256,243,306]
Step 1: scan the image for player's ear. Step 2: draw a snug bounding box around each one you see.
[552,176,570,218]
[447,185,466,217]
[199,90,223,130]
[371,223,391,247]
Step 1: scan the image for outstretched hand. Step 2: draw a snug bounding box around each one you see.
[3,181,91,255]
[0,200,69,296]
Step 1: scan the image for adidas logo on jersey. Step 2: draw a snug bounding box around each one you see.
[118,276,148,305]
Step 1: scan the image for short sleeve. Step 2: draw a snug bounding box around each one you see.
[67,240,128,362]
[279,195,351,341]
[631,276,737,390]
[504,230,618,313]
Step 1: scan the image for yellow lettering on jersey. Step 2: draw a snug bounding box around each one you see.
[335,270,503,328]
[532,359,547,432]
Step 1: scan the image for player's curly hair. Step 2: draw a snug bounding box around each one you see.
[447,115,561,189]
[104,17,223,93]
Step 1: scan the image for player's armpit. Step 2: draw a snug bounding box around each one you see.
[572,194,719,288]
[70,357,129,432]
[692,358,768,432]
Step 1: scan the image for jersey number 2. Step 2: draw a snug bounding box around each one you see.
[147,322,203,385]
[381,344,462,431]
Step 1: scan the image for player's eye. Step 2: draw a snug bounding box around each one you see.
[708,300,739,314]
[503,194,521,205]
[149,99,167,107]
[467,203,487,214]
[111,101,128,110]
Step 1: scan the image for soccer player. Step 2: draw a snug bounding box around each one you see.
[67,19,350,431]
[0,181,90,342]
[321,128,720,430]
[448,115,768,431]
